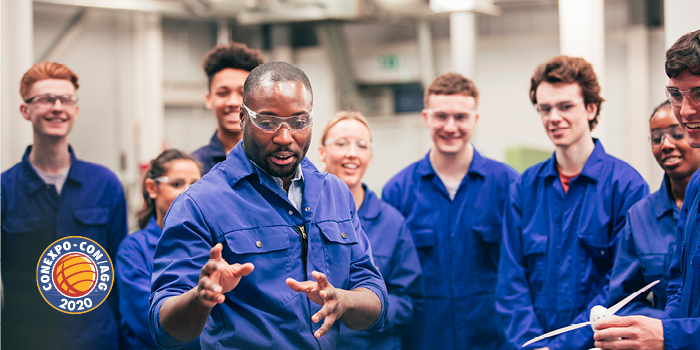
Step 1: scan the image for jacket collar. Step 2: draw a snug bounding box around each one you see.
[22,145,83,194]
[358,184,381,220]
[540,138,606,182]
[223,143,325,215]
[416,146,487,179]
[206,131,227,157]
[651,175,679,220]
[144,216,163,238]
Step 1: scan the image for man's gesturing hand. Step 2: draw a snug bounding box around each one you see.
[197,243,254,307]
[286,271,350,338]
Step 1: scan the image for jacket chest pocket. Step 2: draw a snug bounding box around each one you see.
[640,255,666,282]
[522,232,548,300]
[577,230,613,262]
[224,226,295,311]
[317,220,358,290]
[408,225,439,296]
[2,215,54,275]
[73,207,110,243]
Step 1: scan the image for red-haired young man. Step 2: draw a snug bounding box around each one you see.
[1,62,127,349]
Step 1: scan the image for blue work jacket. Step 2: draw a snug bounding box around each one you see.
[149,144,389,350]
[662,169,700,349]
[117,217,200,350]
[192,132,227,174]
[337,185,424,350]
[382,148,518,350]
[1,145,127,350]
[608,176,679,315]
[497,140,648,350]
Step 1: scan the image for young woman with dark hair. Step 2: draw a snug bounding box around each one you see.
[117,149,201,350]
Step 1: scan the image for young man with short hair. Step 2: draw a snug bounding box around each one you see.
[193,41,264,174]
[594,29,700,350]
[382,72,518,349]
[496,55,649,350]
[1,62,127,349]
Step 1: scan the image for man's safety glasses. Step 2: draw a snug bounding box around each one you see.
[665,86,700,107]
[534,99,582,117]
[650,125,686,146]
[241,103,313,132]
[24,93,78,108]
[425,109,476,127]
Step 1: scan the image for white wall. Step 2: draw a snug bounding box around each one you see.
[21,0,681,225]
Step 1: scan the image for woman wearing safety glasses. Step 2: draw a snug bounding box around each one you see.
[116,150,202,350]
[318,111,424,350]
[605,101,700,320]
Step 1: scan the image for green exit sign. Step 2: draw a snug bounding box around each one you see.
[379,54,399,70]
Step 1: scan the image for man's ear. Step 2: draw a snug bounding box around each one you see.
[422,109,430,128]
[20,104,31,121]
[319,145,327,163]
[205,92,213,110]
[586,103,598,121]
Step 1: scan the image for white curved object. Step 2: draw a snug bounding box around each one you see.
[521,279,660,348]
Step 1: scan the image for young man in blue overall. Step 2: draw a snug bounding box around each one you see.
[150,62,388,349]
[496,55,649,350]
[382,73,518,349]
[1,62,127,349]
[192,42,264,174]
[594,29,700,350]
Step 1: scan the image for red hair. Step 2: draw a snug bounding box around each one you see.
[20,62,79,100]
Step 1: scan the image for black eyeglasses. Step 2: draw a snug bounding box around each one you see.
[24,93,79,107]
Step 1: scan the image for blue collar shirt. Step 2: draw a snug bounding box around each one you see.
[662,169,700,349]
[192,132,228,174]
[116,217,200,350]
[497,140,649,350]
[149,143,388,350]
[1,145,127,350]
[337,186,424,350]
[382,148,518,350]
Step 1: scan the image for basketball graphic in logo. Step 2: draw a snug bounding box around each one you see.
[53,252,98,298]
[37,236,114,314]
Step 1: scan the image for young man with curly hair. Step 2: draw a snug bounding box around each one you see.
[497,55,648,350]
[193,41,264,174]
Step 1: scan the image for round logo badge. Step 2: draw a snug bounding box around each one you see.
[36,236,114,314]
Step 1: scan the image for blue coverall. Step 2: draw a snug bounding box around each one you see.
[116,217,200,350]
[192,132,228,174]
[662,169,700,349]
[382,148,518,350]
[337,185,424,350]
[497,140,648,350]
[1,145,127,349]
[149,144,389,350]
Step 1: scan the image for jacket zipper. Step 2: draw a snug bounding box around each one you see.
[293,225,308,280]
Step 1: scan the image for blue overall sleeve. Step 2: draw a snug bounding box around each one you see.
[384,222,424,333]
[497,179,549,349]
[117,236,157,348]
[605,220,663,318]
[661,191,700,350]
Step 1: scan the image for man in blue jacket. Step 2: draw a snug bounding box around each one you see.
[496,55,648,350]
[382,72,518,349]
[149,61,388,349]
[594,29,700,350]
[192,41,264,174]
[1,62,127,349]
